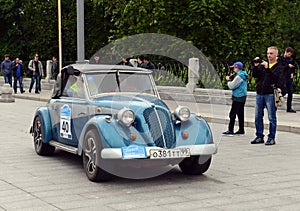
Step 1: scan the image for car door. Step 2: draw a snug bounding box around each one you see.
[49,75,90,147]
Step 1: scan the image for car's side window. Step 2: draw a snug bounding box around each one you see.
[63,75,85,98]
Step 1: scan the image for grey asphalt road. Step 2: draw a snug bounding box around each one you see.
[0,99,299,210]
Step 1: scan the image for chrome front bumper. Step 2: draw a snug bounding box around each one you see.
[101,144,217,159]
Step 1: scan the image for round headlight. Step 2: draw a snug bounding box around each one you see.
[174,106,190,122]
[117,108,135,126]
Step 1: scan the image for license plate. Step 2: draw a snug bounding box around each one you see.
[150,148,190,159]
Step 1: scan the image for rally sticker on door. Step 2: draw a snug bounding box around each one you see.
[60,104,72,139]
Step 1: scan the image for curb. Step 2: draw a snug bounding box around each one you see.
[203,116,300,135]
[10,93,300,135]
[14,94,49,102]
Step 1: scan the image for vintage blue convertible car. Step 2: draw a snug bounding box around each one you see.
[31,64,217,182]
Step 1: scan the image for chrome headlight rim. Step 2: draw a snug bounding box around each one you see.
[174,106,191,122]
[117,108,135,127]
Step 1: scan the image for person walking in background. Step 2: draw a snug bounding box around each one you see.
[1,54,13,87]
[12,57,25,94]
[251,46,286,146]
[51,56,59,80]
[279,47,297,113]
[28,54,43,94]
[222,61,248,136]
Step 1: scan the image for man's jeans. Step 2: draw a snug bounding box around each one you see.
[13,76,24,93]
[29,72,40,93]
[255,94,277,139]
[4,73,12,87]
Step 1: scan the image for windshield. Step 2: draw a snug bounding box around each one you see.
[85,71,156,97]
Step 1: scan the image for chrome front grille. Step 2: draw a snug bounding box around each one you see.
[143,107,175,148]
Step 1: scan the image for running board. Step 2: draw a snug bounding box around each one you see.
[49,141,78,154]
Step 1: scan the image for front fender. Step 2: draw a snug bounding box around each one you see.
[78,115,149,156]
[175,114,213,146]
[32,107,53,143]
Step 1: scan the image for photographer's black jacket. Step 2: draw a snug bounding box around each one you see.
[252,62,287,95]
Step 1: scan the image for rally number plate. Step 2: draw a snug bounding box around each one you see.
[150,148,190,159]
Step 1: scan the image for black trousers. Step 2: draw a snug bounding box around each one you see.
[228,100,245,132]
[286,80,293,111]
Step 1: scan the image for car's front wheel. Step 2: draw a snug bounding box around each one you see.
[33,116,55,156]
[82,129,112,182]
[179,156,212,175]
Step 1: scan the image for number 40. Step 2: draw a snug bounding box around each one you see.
[62,121,69,133]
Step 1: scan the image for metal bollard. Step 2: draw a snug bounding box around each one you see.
[46,60,52,82]
[186,58,199,92]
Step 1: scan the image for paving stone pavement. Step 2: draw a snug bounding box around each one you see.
[0,98,299,210]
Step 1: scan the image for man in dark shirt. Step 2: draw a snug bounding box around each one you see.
[28,54,43,94]
[278,47,296,113]
[144,55,155,71]
[51,56,59,80]
[137,55,146,68]
[1,54,13,87]
[251,46,286,146]
[12,58,25,94]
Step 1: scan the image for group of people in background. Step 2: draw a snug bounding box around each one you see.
[1,49,297,140]
[1,54,59,94]
[1,54,26,94]
[223,46,297,146]
[90,53,155,71]
[2,52,157,94]
[118,54,155,71]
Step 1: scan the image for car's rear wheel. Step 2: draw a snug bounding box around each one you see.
[33,116,55,156]
[82,129,112,182]
[179,156,212,175]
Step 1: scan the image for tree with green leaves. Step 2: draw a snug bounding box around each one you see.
[0,0,299,63]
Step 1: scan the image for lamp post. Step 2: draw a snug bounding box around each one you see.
[58,0,62,71]
[76,0,85,63]
[58,0,85,68]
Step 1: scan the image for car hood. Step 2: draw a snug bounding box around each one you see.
[92,94,175,149]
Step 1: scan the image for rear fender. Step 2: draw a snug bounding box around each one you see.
[32,107,53,143]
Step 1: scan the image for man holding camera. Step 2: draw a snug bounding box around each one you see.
[251,46,286,146]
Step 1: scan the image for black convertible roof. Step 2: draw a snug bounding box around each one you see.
[51,64,153,99]
[64,63,152,74]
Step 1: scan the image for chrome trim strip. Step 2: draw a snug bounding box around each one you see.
[128,95,168,148]
[49,140,78,154]
[153,106,167,148]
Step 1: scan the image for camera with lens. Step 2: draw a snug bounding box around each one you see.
[229,73,236,80]
[253,57,262,64]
